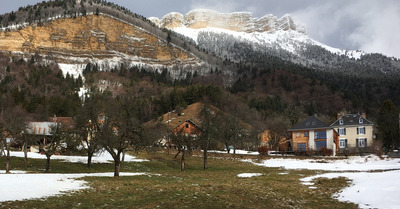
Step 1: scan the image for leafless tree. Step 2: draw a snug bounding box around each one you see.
[0,106,27,173]
[43,123,67,172]
[97,96,145,177]
[75,95,105,168]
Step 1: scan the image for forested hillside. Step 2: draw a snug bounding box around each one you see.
[0,0,399,139]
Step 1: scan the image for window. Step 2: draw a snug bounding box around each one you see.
[304,131,309,137]
[357,138,367,147]
[338,128,346,135]
[185,124,189,128]
[359,117,363,124]
[315,141,327,150]
[357,127,365,135]
[339,119,343,125]
[315,131,327,139]
[296,132,301,137]
[339,139,347,148]
[297,143,306,151]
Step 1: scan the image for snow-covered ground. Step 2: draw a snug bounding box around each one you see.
[249,155,400,171]
[300,170,400,209]
[246,155,400,209]
[0,172,156,202]
[10,150,148,164]
[1,150,153,202]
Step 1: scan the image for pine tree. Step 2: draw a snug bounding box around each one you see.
[377,99,400,152]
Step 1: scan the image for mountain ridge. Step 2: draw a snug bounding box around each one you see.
[150,9,307,34]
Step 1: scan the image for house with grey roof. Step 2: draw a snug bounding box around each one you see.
[288,115,338,155]
[331,113,374,153]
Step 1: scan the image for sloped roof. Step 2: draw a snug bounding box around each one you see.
[331,114,374,127]
[288,116,330,131]
[156,102,252,131]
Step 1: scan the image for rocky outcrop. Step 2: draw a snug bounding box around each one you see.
[0,14,203,67]
[151,9,306,34]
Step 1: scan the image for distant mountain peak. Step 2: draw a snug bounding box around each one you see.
[150,9,306,34]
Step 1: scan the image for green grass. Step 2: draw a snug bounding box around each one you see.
[0,151,358,209]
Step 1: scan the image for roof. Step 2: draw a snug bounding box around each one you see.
[331,114,374,127]
[288,116,330,131]
[156,102,252,131]
[48,117,75,130]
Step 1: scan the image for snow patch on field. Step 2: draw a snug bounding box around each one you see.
[300,170,400,209]
[0,172,154,202]
[237,173,263,178]
[249,155,400,171]
[10,150,148,164]
[248,155,400,208]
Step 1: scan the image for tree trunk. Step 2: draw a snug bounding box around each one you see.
[174,150,181,159]
[203,148,208,170]
[203,139,209,170]
[114,158,121,177]
[225,142,230,154]
[122,151,125,162]
[6,148,10,173]
[45,155,51,173]
[87,152,93,169]
[23,141,28,163]
[180,150,185,171]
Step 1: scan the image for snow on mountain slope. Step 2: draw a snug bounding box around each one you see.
[174,25,364,60]
[151,10,364,60]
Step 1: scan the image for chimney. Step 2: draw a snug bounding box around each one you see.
[361,112,366,119]
[337,113,342,120]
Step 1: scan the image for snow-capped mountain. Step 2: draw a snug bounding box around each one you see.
[150,9,400,75]
[150,9,364,60]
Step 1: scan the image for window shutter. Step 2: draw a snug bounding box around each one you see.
[344,128,346,135]
[365,138,367,147]
[345,139,348,148]
[356,138,359,147]
[357,128,359,135]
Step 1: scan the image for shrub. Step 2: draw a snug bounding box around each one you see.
[319,147,333,156]
[258,146,269,155]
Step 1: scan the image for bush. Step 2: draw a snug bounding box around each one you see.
[319,147,333,156]
[258,146,269,155]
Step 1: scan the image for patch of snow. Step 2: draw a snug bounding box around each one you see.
[10,150,148,164]
[249,155,400,171]
[208,149,259,155]
[58,63,86,78]
[301,170,400,209]
[0,172,154,202]
[237,173,263,178]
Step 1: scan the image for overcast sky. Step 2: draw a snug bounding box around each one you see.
[1,0,399,58]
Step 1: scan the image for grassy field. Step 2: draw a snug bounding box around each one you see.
[0,151,358,209]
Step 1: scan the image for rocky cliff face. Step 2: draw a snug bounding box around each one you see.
[150,9,306,34]
[0,14,205,75]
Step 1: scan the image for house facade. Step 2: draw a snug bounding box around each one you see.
[288,116,338,155]
[330,113,374,153]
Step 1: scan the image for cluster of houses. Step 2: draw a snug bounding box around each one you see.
[288,113,374,155]
[157,103,375,156]
[10,102,375,156]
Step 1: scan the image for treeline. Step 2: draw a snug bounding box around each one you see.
[0,53,82,119]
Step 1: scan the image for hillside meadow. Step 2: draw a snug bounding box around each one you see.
[0,150,358,209]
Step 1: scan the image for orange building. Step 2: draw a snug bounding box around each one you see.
[288,115,338,155]
[173,120,202,137]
